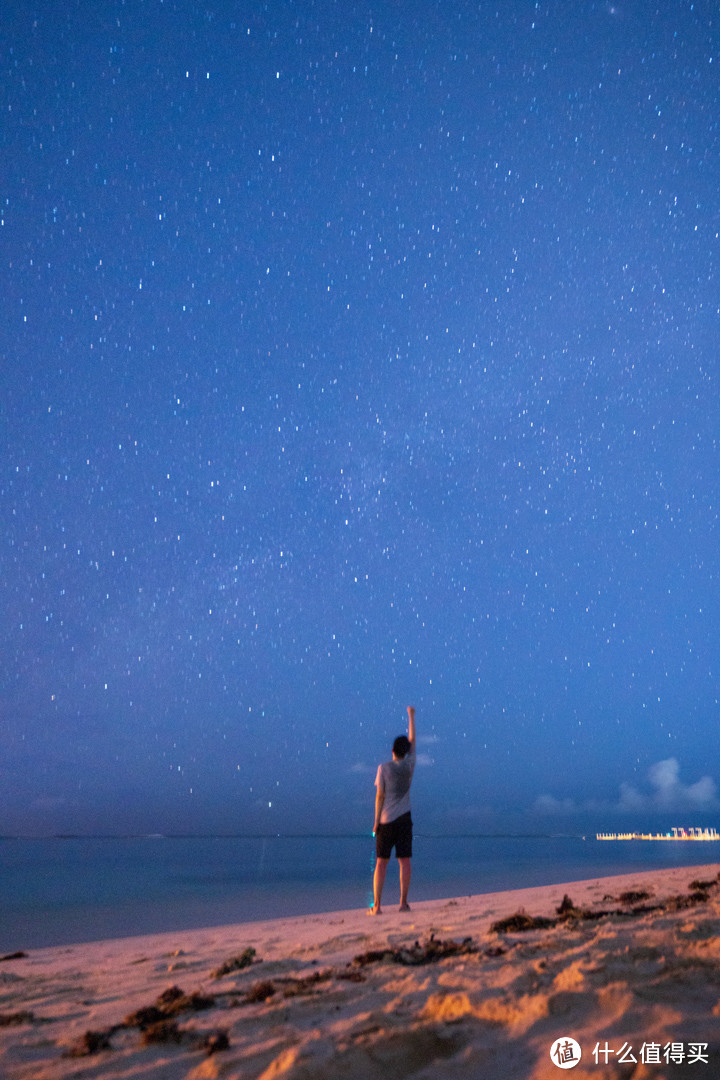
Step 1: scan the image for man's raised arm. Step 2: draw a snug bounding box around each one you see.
[407,705,416,749]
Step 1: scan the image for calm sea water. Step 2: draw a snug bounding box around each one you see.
[2,834,718,949]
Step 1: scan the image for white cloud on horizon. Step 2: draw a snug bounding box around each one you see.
[643,758,716,808]
[534,757,718,817]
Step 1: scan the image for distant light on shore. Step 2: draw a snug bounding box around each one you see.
[597,827,719,841]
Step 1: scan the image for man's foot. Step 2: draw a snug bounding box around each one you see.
[367,905,382,915]
[399,903,411,912]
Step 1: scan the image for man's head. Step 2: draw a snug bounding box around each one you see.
[392,734,411,760]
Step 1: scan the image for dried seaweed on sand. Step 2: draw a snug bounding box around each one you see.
[491,876,720,934]
[212,947,258,978]
[351,933,478,968]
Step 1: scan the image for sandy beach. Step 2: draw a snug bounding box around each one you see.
[2,863,720,1079]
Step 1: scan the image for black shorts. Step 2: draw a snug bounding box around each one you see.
[375,812,413,860]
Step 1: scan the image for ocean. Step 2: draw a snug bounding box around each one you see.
[2,834,718,950]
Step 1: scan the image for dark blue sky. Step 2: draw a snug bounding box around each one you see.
[3,1,719,836]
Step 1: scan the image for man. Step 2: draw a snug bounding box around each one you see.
[370,705,416,914]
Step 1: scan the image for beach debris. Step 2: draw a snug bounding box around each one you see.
[618,890,652,904]
[124,986,216,1029]
[492,898,611,933]
[212,947,258,978]
[63,1029,114,1057]
[491,879,720,935]
[351,934,479,968]
[689,878,718,892]
[555,895,612,921]
[235,969,336,1003]
[141,1019,183,1045]
[490,912,556,934]
[196,1029,230,1055]
[125,1004,167,1029]
[160,988,216,1016]
[64,984,225,1058]
[0,1011,34,1026]
[0,951,27,962]
[243,979,277,1003]
[663,890,710,911]
[280,970,333,997]
[158,985,185,1006]
[559,895,620,922]
[124,986,185,1028]
[112,985,224,1054]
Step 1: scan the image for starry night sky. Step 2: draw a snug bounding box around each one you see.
[3,1,719,837]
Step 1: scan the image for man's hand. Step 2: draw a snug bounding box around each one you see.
[407,705,416,746]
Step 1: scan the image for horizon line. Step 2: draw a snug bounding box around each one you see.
[0,831,586,842]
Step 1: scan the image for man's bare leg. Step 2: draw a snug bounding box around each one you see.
[370,857,389,914]
[399,857,411,910]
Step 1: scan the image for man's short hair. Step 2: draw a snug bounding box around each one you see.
[393,735,411,759]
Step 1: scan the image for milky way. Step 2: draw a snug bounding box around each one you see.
[2,1,719,836]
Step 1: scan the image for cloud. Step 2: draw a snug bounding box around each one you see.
[686,776,718,806]
[629,757,717,810]
[417,734,440,745]
[534,794,576,814]
[648,757,681,792]
[534,758,718,817]
[416,753,434,767]
[617,782,646,811]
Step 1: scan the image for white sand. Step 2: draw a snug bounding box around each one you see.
[2,862,720,1079]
